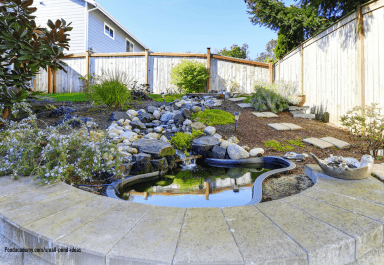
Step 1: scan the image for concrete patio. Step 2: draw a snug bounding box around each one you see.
[1,164,384,264]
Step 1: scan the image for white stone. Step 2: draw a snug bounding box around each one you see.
[183,119,192,126]
[204,126,216,135]
[227,144,250,160]
[160,135,169,142]
[123,139,131,145]
[145,133,160,139]
[250,148,265,157]
[117,119,125,126]
[108,133,118,139]
[213,134,222,140]
[124,147,138,154]
[124,125,132,131]
[119,151,133,158]
[220,140,231,149]
[109,128,121,135]
[153,110,161,120]
[112,137,123,143]
[228,136,239,144]
[127,110,138,117]
[120,131,138,142]
[154,126,164,133]
[132,117,140,122]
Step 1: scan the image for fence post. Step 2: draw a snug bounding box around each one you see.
[145,49,149,94]
[52,69,56,94]
[300,42,304,95]
[47,68,52,94]
[269,60,273,83]
[206,47,211,93]
[356,3,365,113]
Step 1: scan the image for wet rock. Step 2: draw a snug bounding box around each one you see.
[131,162,153,175]
[212,145,226,159]
[130,120,146,130]
[110,112,130,121]
[151,158,169,172]
[204,126,216,135]
[137,112,155,123]
[192,136,221,158]
[250,148,265,157]
[132,153,151,163]
[227,144,250,160]
[191,122,206,131]
[132,139,176,158]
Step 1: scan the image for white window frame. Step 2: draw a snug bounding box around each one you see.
[104,22,115,40]
[126,39,134,52]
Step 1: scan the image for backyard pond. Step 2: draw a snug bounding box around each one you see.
[117,162,270,208]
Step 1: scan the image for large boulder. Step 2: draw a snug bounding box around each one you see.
[212,145,226,159]
[132,153,151,163]
[131,162,153,175]
[227,144,250,160]
[137,112,155,123]
[192,136,221,158]
[191,122,206,131]
[132,139,176,158]
[150,158,169,172]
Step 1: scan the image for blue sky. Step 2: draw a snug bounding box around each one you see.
[95,0,296,60]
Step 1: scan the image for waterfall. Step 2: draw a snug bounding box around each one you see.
[176,149,197,170]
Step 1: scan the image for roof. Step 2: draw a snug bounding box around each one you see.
[84,0,148,50]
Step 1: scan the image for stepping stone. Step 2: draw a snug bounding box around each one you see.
[268,123,290,131]
[372,164,384,181]
[290,110,308,115]
[280,123,302,130]
[293,114,315,119]
[320,137,350,149]
[288,106,310,111]
[237,103,253,108]
[228,97,247,102]
[303,137,334,149]
[252,112,279,118]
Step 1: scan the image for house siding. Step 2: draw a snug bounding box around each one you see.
[31,0,86,54]
[87,8,145,53]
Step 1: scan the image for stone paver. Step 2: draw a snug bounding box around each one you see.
[173,207,243,264]
[237,103,253,108]
[252,112,279,118]
[252,112,267,117]
[372,164,384,181]
[267,123,291,131]
[280,123,303,130]
[228,97,247,102]
[222,205,307,264]
[321,137,351,149]
[256,200,355,265]
[289,106,310,110]
[303,137,335,149]
[293,114,316,119]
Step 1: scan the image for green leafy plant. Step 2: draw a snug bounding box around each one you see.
[0,0,73,119]
[191,109,235,126]
[217,44,250,59]
[264,140,294,152]
[287,137,305,148]
[250,86,289,114]
[45,104,56,111]
[340,103,384,157]
[149,94,185,103]
[170,60,210,93]
[170,129,203,151]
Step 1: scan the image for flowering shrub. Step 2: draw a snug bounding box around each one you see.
[0,104,123,185]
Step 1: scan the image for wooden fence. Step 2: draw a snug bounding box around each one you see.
[34,49,271,95]
[274,0,384,126]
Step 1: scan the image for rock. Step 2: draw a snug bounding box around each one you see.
[228,136,239,144]
[124,125,132,131]
[126,110,138,117]
[110,112,130,121]
[123,139,131,145]
[204,126,216,135]
[180,108,192,118]
[171,126,179,133]
[173,113,184,125]
[212,145,226,159]
[130,120,146,130]
[213,134,222,140]
[145,133,160,139]
[120,131,138,142]
[147,106,157,114]
[220,140,231,149]
[154,126,164,133]
[119,151,133,161]
[241,146,250,152]
[160,135,169,142]
[168,120,174,124]
[133,129,141,134]
[120,162,133,176]
[131,162,153,175]
[123,120,131,126]
[116,119,124,126]
[192,106,202,113]
[109,128,121,135]
[112,137,123,143]
[132,153,151,163]
[183,119,192,126]
[137,112,155,123]
[250,148,265,157]
[121,146,138,154]
[150,158,169,172]
[191,122,206,131]
[227,144,250,160]
[132,117,140,122]
[131,139,176,158]
[165,155,177,170]
[160,112,174,122]
[108,133,119,139]
[153,110,161,120]
[192,136,221,158]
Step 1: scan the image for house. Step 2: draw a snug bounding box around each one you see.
[31,0,148,54]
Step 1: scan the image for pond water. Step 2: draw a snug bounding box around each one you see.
[118,163,269,208]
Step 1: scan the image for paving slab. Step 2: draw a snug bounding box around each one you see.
[303,137,334,149]
[222,205,307,264]
[228,97,247,102]
[289,106,310,111]
[107,206,184,265]
[372,164,384,181]
[320,137,350,149]
[252,112,267,117]
[256,200,355,265]
[268,123,291,131]
[293,114,316,119]
[280,123,303,130]
[173,207,243,264]
[283,194,383,258]
[237,103,253,108]
[290,110,308,115]
[262,112,279,118]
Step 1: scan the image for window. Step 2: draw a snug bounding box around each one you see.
[104,23,114,39]
[126,40,134,52]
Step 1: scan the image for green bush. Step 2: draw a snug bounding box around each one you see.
[149,94,185,103]
[170,60,210,93]
[170,130,203,150]
[191,109,235,126]
[340,103,384,157]
[250,86,289,113]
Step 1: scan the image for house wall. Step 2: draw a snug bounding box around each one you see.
[87,7,145,53]
[31,0,86,54]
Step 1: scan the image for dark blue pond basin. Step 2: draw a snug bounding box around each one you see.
[107,156,295,208]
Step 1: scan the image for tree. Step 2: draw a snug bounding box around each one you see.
[0,0,72,119]
[217,44,250,59]
[255,39,277,62]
